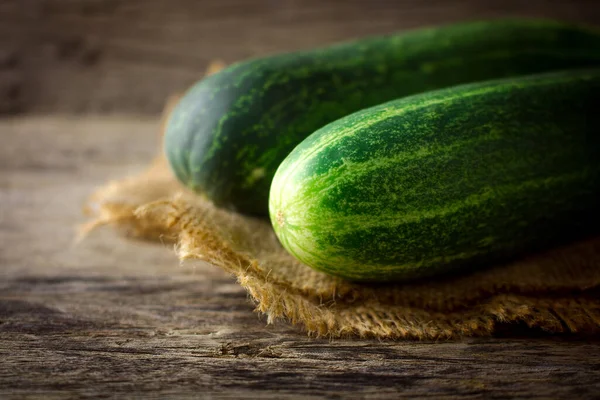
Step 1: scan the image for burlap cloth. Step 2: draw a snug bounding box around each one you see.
[80,62,600,340]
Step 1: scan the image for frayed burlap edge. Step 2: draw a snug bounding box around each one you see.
[133,195,600,339]
[78,61,600,340]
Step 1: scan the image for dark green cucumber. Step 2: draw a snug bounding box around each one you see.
[269,69,600,283]
[164,18,600,216]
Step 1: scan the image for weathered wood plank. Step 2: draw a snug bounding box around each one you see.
[1,116,600,398]
[2,0,600,115]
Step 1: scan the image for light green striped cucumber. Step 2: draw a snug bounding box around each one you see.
[164,18,600,216]
[269,68,600,283]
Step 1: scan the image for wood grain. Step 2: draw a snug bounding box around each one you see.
[1,116,600,398]
[3,1,600,396]
[2,0,600,115]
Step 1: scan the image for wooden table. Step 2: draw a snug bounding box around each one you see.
[1,116,600,399]
[3,0,600,397]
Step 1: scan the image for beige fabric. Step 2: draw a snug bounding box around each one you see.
[80,62,600,339]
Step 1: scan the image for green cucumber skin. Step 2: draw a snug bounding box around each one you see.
[269,69,600,283]
[164,18,600,216]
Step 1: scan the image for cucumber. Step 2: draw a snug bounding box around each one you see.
[164,18,600,216]
[269,69,600,283]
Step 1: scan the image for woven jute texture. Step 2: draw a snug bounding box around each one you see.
[81,62,600,340]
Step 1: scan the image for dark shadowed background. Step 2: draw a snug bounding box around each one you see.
[2,0,600,116]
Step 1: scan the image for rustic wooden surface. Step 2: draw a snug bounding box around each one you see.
[2,0,600,116]
[3,0,600,397]
[1,116,600,399]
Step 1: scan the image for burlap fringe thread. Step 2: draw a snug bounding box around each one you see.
[80,61,600,340]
